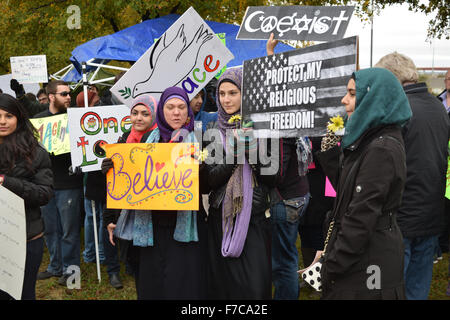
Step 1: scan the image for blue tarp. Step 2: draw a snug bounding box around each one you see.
[63,14,293,82]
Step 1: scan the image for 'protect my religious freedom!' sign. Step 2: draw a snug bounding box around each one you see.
[105,143,199,211]
[110,6,234,107]
[242,36,357,138]
[67,105,132,172]
[237,6,354,41]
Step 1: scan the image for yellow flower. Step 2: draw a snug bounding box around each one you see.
[199,149,209,162]
[228,115,242,124]
[327,116,344,133]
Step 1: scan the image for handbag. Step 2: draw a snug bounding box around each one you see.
[300,220,334,292]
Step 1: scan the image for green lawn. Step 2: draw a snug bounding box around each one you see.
[35,231,449,300]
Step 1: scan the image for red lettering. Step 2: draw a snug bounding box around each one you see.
[204,55,220,73]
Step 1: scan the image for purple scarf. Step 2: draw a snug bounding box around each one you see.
[216,68,254,258]
[156,87,194,142]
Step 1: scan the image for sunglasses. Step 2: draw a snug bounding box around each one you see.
[53,91,71,97]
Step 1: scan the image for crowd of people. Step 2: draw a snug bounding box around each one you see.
[0,36,449,301]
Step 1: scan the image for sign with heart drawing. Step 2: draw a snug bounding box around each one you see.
[104,143,199,211]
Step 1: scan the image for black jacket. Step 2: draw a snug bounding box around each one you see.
[2,145,54,240]
[317,125,406,299]
[205,121,277,215]
[302,136,334,226]
[397,83,450,238]
[273,138,309,201]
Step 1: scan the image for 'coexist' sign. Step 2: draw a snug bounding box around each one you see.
[237,6,354,41]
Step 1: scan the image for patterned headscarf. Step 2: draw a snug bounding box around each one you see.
[156,87,194,142]
[126,94,158,143]
[216,68,243,135]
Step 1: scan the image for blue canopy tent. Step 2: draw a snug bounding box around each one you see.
[56,13,293,83]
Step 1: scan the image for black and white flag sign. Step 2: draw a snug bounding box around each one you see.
[242,36,357,138]
[237,6,354,41]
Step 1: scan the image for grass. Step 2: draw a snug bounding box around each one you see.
[35,230,449,300]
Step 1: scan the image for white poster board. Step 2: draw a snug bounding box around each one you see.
[0,185,26,300]
[67,105,132,172]
[0,74,40,97]
[10,55,48,84]
[110,6,234,107]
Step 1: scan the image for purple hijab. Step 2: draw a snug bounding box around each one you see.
[156,87,194,142]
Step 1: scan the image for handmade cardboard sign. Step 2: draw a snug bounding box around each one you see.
[30,113,70,155]
[0,186,26,300]
[105,143,199,211]
[237,5,354,41]
[67,105,132,172]
[10,55,48,84]
[241,36,357,138]
[110,6,234,107]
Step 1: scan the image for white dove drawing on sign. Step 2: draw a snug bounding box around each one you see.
[132,23,214,98]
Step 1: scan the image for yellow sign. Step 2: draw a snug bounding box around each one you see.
[30,113,70,155]
[105,143,199,211]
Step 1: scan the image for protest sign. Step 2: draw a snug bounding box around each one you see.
[110,6,234,107]
[10,55,48,84]
[105,143,199,211]
[0,186,26,300]
[30,113,70,155]
[67,105,132,172]
[0,74,40,97]
[237,6,354,41]
[242,36,357,138]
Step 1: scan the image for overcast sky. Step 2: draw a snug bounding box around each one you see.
[344,3,450,70]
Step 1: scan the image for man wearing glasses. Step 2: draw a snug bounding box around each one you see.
[34,80,84,288]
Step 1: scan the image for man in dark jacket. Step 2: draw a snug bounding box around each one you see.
[437,69,450,297]
[34,80,84,287]
[376,53,450,300]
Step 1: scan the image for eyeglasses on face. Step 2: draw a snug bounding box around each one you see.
[53,91,71,97]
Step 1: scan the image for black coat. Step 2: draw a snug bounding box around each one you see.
[205,121,277,213]
[2,145,53,240]
[397,83,450,238]
[317,125,406,300]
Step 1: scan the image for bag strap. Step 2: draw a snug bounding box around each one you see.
[322,152,363,255]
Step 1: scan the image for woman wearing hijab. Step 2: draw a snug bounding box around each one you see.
[311,68,412,299]
[0,94,53,300]
[101,94,158,288]
[85,95,158,289]
[104,88,207,299]
[205,68,277,299]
